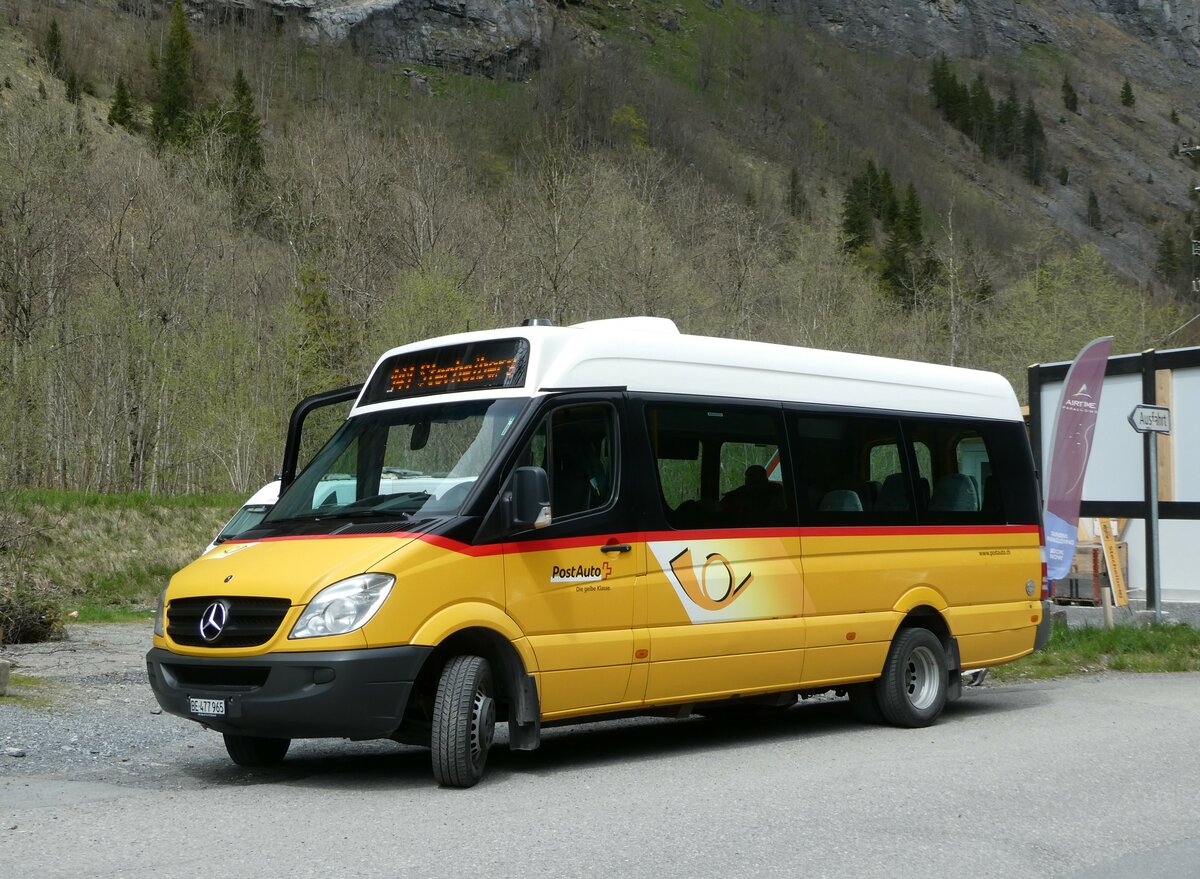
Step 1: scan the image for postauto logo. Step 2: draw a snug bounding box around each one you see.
[551,562,612,583]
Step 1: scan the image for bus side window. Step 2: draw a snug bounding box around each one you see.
[791,412,915,525]
[542,404,618,519]
[906,419,1012,525]
[647,404,791,529]
[510,404,617,524]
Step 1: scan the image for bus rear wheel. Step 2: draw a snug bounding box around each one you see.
[431,655,496,788]
[877,627,948,728]
[223,733,290,767]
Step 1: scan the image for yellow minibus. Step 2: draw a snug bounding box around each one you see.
[147,317,1050,787]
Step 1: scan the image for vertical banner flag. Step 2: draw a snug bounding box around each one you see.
[1043,336,1113,581]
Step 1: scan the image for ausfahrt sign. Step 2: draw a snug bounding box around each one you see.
[1128,404,1171,434]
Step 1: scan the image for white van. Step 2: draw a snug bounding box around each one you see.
[204,480,281,555]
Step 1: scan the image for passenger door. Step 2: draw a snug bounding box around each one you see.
[641,401,806,704]
[791,411,919,686]
[502,396,644,718]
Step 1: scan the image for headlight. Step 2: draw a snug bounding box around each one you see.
[290,573,394,639]
[154,589,166,638]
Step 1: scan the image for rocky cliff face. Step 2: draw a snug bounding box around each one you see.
[189,0,1200,81]
[196,0,547,76]
[752,0,1200,69]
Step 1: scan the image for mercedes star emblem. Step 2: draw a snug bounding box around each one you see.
[199,601,230,642]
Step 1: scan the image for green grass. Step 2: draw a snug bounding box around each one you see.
[3,489,241,613]
[992,620,1200,680]
[1013,43,1070,82]
[1,674,60,709]
[11,488,246,512]
[577,0,765,91]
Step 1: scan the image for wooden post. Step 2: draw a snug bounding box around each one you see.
[1156,369,1174,502]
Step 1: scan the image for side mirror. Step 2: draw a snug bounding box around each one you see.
[509,466,551,530]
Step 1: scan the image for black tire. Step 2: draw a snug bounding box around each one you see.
[847,684,885,724]
[876,627,948,728]
[222,733,290,767]
[431,655,496,788]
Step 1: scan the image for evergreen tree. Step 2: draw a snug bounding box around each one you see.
[898,183,924,248]
[292,262,351,391]
[1086,190,1102,230]
[107,76,135,130]
[1022,98,1047,185]
[1156,233,1179,280]
[968,74,996,155]
[864,159,882,218]
[151,0,194,145]
[931,56,969,131]
[1170,108,1180,125]
[42,19,63,78]
[995,83,1021,161]
[841,172,873,252]
[64,69,81,104]
[226,69,265,178]
[1120,78,1135,108]
[881,229,912,299]
[1061,74,1078,113]
[880,185,929,305]
[929,55,951,109]
[878,169,899,229]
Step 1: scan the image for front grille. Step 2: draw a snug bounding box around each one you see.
[167,597,291,648]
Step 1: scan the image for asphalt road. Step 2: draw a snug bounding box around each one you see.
[2,625,1198,879]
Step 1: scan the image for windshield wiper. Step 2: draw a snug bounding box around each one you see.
[322,509,413,521]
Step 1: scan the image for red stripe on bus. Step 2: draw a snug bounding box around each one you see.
[225,523,1040,554]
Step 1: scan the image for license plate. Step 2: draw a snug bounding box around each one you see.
[189,697,226,717]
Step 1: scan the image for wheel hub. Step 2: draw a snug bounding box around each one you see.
[470,690,496,766]
[904,645,940,710]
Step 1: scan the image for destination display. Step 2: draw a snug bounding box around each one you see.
[363,338,529,403]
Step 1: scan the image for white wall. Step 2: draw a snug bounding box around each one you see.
[1039,366,1199,601]
[1039,373,1145,502]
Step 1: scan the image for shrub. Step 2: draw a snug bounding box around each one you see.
[0,498,64,644]
[0,576,64,644]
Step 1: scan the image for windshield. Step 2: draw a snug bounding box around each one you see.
[267,398,527,523]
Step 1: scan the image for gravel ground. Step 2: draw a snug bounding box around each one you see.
[0,623,209,782]
[0,623,420,787]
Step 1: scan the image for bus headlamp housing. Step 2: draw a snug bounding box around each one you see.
[154,589,166,638]
[290,573,395,639]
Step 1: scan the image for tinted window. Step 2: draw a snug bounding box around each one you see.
[903,419,1038,525]
[646,404,792,529]
[524,404,617,520]
[790,412,915,525]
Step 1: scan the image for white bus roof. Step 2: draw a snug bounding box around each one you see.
[353,317,1022,422]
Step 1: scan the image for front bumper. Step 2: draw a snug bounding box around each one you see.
[146,645,433,740]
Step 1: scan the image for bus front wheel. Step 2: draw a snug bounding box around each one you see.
[876,627,947,728]
[431,655,496,788]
